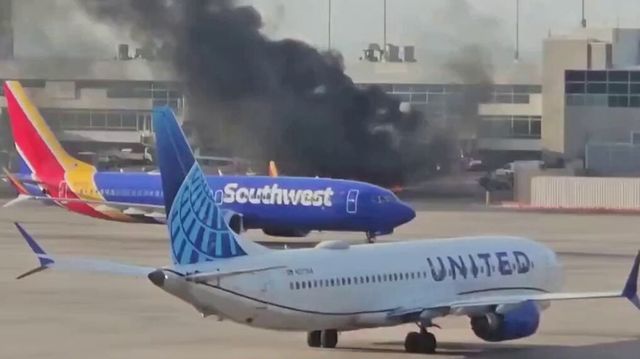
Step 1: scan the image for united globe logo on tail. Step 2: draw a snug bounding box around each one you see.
[222,183,334,207]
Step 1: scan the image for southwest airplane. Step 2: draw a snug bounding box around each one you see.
[14,107,640,354]
[2,81,415,239]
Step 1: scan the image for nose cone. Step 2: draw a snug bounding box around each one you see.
[395,202,416,225]
[148,269,166,287]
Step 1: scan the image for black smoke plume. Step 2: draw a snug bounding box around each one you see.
[79,0,445,186]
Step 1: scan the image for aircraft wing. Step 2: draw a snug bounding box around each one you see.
[388,251,640,321]
[14,222,155,279]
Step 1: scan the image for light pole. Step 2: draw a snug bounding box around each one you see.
[383,0,387,51]
[515,0,520,61]
[327,0,332,50]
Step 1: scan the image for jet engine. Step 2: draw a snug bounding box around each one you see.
[470,301,540,342]
[262,228,310,237]
[228,213,245,233]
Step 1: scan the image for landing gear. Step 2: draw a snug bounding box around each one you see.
[307,330,321,347]
[307,329,338,348]
[365,232,376,243]
[321,329,338,348]
[404,327,437,354]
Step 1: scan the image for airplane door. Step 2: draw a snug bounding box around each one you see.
[346,189,359,214]
[58,181,69,198]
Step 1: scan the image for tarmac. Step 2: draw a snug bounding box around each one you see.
[1,200,640,358]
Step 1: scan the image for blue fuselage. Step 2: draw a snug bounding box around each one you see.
[89,172,415,234]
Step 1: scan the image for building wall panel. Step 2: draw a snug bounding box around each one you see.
[532,176,640,209]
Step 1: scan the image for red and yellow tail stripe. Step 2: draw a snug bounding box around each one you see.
[3,81,131,221]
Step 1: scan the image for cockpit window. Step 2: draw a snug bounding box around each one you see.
[372,194,397,203]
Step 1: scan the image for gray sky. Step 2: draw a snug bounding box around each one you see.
[12,0,640,66]
[249,0,640,65]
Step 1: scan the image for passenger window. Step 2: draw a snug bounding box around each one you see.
[295,282,300,290]
[383,274,388,281]
[289,282,294,290]
[372,276,376,283]
[302,282,306,289]
[393,274,398,281]
[313,280,318,288]
[330,279,335,286]
[341,278,346,286]
[347,278,351,285]
[399,273,404,280]
[422,271,427,278]
[377,274,382,282]
[365,276,370,283]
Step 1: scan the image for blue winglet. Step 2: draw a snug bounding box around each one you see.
[622,250,640,309]
[15,222,54,268]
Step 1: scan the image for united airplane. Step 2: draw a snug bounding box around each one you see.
[3,80,414,239]
[14,106,640,354]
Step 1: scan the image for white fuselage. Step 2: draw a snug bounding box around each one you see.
[157,236,562,331]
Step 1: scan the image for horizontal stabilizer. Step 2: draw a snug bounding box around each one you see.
[2,167,30,195]
[15,222,154,279]
[3,194,34,208]
[622,250,640,309]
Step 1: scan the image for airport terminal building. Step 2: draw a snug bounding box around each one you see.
[0,61,544,169]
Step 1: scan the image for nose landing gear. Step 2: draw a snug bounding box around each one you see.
[365,232,376,243]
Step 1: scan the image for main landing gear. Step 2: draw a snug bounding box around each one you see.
[307,329,338,348]
[404,325,437,354]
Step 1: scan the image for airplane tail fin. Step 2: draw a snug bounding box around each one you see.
[268,160,279,177]
[3,81,88,181]
[152,107,268,265]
